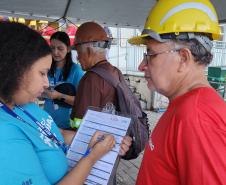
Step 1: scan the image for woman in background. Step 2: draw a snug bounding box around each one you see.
[44,31,84,129]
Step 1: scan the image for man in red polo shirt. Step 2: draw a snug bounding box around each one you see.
[129,0,226,184]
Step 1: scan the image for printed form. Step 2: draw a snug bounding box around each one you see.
[66,109,131,185]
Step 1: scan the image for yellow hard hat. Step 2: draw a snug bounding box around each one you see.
[129,0,221,45]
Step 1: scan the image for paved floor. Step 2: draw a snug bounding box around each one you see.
[116,111,163,185]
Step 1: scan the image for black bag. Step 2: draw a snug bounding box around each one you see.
[90,66,149,160]
[54,82,76,108]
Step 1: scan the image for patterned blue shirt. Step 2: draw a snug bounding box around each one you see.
[0,103,68,185]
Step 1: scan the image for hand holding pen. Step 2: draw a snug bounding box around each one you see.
[84,131,115,161]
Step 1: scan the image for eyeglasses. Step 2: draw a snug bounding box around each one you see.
[143,49,179,65]
[74,41,92,50]
[74,40,110,50]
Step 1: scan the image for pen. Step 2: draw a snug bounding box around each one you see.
[83,135,105,157]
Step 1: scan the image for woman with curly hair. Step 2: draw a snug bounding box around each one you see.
[0,22,115,185]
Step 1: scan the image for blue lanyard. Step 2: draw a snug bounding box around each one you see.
[0,101,68,153]
[54,72,63,85]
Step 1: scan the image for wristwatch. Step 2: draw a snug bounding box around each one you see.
[60,94,67,101]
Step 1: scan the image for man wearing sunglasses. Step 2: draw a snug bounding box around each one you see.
[71,22,115,120]
[70,22,135,185]
[129,0,226,184]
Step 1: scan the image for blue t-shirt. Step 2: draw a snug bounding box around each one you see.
[0,103,68,185]
[44,63,84,129]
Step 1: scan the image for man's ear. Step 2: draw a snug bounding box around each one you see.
[86,46,96,64]
[177,48,192,72]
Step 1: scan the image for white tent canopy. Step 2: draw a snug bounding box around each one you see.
[0,0,225,28]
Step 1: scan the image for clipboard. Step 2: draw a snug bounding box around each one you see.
[66,104,131,185]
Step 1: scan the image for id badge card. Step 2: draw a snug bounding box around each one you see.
[54,104,59,110]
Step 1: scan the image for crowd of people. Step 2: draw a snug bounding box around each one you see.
[0,0,226,185]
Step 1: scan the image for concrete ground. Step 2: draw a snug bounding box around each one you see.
[116,111,163,185]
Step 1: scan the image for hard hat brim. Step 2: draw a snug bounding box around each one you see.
[128,34,149,45]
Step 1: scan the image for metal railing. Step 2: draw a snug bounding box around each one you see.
[211,41,226,67]
[108,40,145,75]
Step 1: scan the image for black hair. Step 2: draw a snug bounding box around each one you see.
[0,21,51,103]
[49,31,73,80]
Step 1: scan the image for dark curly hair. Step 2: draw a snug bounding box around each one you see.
[0,22,51,103]
[49,31,73,80]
